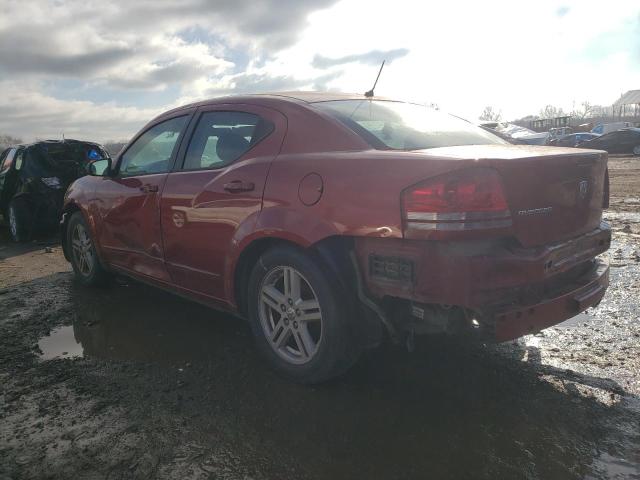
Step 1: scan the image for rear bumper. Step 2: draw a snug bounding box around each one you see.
[487,258,608,341]
[354,223,611,340]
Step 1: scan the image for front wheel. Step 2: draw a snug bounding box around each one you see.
[633,145,640,156]
[247,246,358,384]
[67,212,110,286]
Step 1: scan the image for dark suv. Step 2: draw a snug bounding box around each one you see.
[0,140,109,242]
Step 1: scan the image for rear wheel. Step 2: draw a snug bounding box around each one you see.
[67,212,110,286]
[633,145,640,156]
[247,246,358,384]
[8,197,32,243]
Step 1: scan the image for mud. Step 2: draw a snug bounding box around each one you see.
[1,156,639,479]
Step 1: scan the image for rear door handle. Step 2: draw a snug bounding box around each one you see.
[223,181,255,193]
[140,184,159,193]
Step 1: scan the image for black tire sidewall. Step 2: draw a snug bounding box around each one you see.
[247,246,355,384]
[67,212,108,286]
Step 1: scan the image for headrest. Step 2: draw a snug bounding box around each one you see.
[216,132,250,163]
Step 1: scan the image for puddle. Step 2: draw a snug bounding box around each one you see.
[38,325,84,360]
[37,281,250,365]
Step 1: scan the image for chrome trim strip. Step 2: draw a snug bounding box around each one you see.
[407,210,512,221]
[408,218,513,231]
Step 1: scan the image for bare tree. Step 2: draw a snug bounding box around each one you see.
[0,134,23,151]
[571,101,594,120]
[538,105,566,119]
[479,106,502,122]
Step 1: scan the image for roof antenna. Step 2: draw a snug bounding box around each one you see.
[364,60,385,98]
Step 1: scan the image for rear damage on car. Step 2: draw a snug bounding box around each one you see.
[16,140,107,228]
[351,146,610,344]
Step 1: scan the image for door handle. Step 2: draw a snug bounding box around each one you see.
[223,181,255,193]
[140,184,159,193]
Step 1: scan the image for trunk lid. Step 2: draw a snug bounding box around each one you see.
[419,145,608,247]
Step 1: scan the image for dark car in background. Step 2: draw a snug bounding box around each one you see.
[548,133,599,148]
[577,128,640,155]
[0,140,109,242]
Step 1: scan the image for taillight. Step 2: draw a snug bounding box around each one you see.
[402,168,512,237]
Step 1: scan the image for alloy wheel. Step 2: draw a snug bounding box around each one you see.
[633,145,640,156]
[258,266,323,365]
[71,223,94,277]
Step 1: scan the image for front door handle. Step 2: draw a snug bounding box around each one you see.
[140,184,159,193]
[223,181,255,193]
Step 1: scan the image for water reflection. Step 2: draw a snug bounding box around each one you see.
[39,280,250,365]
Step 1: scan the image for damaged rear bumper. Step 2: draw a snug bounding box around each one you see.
[484,258,609,341]
[353,223,611,342]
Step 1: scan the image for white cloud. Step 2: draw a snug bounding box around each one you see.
[0,0,638,142]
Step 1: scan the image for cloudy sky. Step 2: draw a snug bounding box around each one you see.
[0,0,638,142]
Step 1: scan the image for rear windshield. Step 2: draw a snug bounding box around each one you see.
[23,142,108,178]
[314,100,506,150]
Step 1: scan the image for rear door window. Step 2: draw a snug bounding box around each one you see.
[119,116,188,176]
[182,111,273,170]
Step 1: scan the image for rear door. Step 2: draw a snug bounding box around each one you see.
[616,130,639,153]
[161,104,286,300]
[95,114,192,281]
[600,132,624,153]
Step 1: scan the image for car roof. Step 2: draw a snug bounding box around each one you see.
[159,91,399,118]
[5,139,104,150]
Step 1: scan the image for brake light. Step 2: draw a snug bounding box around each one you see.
[402,168,512,236]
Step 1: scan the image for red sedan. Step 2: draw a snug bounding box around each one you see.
[61,92,610,383]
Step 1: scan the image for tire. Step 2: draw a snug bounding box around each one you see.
[633,145,640,156]
[67,211,111,286]
[8,197,33,243]
[247,246,358,384]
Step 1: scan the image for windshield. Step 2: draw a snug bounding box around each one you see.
[315,100,506,150]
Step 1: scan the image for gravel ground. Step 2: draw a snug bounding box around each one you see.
[0,155,639,480]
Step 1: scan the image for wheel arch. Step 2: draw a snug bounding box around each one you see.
[232,234,384,349]
[60,202,82,261]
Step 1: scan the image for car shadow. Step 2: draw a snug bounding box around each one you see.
[8,273,635,480]
[0,225,59,260]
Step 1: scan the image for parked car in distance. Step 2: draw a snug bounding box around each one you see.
[0,140,109,242]
[61,92,611,383]
[548,133,600,147]
[577,128,640,155]
[591,122,632,135]
[547,126,573,143]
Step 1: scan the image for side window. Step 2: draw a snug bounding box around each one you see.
[119,116,188,176]
[14,150,23,170]
[183,111,273,170]
[0,149,16,174]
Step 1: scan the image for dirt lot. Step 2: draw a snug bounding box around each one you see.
[1,156,639,480]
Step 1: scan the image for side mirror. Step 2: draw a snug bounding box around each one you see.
[88,158,112,176]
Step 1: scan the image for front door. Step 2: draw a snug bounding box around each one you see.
[160,104,286,301]
[95,114,191,282]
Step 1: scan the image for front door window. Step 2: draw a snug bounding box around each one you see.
[119,116,188,176]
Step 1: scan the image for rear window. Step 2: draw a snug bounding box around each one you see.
[314,100,506,150]
[23,142,108,178]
